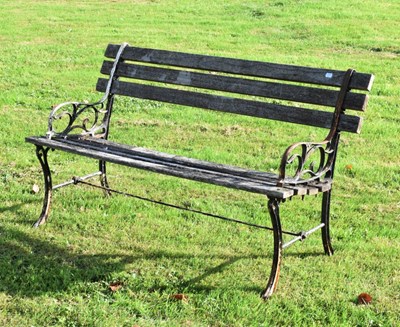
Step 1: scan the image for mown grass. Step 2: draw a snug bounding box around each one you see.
[1,0,399,326]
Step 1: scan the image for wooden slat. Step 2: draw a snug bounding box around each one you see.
[79,138,335,195]
[101,61,368,111]
[105,44,374,91]
[68,138,288,185]
[96,78,363,133]
[25,136,297,199]
[72,137,307,191]
[308,180,332,193]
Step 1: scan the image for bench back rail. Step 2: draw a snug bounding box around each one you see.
[98,45,371,134]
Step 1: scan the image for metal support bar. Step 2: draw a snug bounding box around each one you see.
[282,223,325,249]
[65,178,309,238]
[50,174,319,245]
[33,146,53,227]
[52,171,102,190]
[75,179,286,233]
[261,197,283,300]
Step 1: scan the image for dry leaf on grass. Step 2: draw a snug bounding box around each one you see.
[357,292,372,305]
[32,184,40,194]
[170,293,188,302]
[345,164,353,171]
[109,281,123,292]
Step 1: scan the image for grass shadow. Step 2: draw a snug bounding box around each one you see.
[0,224,136,297]
[0,199,35,214]
[0,223,274,298]
[0,201,325,298]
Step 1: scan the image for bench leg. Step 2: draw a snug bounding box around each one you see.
[99,160,111,196]
[261,197,283,300]
[33,146,52,227]
[321,190,334,256]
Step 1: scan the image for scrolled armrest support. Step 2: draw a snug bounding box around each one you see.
[46,100,108,139]
[46,42,129,140]
[277,68,355,187]
[277,139,336,186]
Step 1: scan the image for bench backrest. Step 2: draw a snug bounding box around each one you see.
[97,44,374,134]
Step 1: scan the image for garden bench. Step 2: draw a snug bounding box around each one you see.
[26,43,374,299]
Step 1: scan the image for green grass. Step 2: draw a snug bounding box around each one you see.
[1,0,400,326]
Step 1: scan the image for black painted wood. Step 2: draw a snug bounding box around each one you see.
[26,44,373,201]
[26,136,313,199]
[100,61,368,111]
[81,138,328,196]
[96,78,363,133]
[105,44,374,91]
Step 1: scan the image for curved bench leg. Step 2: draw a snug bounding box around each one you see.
[261,197,283,300]
[99,160,111,196]
[321,190,334,256]
[33,146,52,227]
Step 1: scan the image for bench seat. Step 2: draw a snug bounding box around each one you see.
[26,136,331,199]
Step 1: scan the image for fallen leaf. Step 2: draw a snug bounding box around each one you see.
[109,281,123,292]
[357,292,372,305]
[32,184,40,194]
[345,164,353,171]
[170,293,188,302]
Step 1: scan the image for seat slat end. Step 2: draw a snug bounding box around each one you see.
[355,117,363,134]
[359,94,369,112]
[105,44,119,58]
[366,74,375,92]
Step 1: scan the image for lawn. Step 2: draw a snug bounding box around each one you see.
[1,0,399,326]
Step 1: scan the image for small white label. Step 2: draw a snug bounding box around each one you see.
[325,72,333,78]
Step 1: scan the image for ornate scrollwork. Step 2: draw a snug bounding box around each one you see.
[277,69,355,187]
[46,42,129,140]
[46,100,108,139]
[277,140,336,186]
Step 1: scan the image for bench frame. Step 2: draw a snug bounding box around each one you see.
[26,43,373,299]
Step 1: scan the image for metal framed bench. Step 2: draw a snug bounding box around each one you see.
[25,43,374,299]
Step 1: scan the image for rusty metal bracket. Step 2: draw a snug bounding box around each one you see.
[46,43,129,139]
[277,69,355,187]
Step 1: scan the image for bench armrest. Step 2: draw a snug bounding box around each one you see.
[46,99,109,139]
[46,43,129,139]
[277,139,337,187]
[278,69,356,187]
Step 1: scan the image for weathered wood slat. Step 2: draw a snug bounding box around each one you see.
[81,138,278,179]
[96,78,363,133]
[67,137,308,193]
[308,180,332,193]
[65,138,295,188]
[105,44,374,91]
[79,138,332,192]
[25,136,298,199]
[101,61,368,111]
[91,139,330,192]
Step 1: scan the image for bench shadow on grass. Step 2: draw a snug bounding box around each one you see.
[0,200,36,215]
[0,224,255,297]
[0,201,322,298]
[0,226,134,297]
